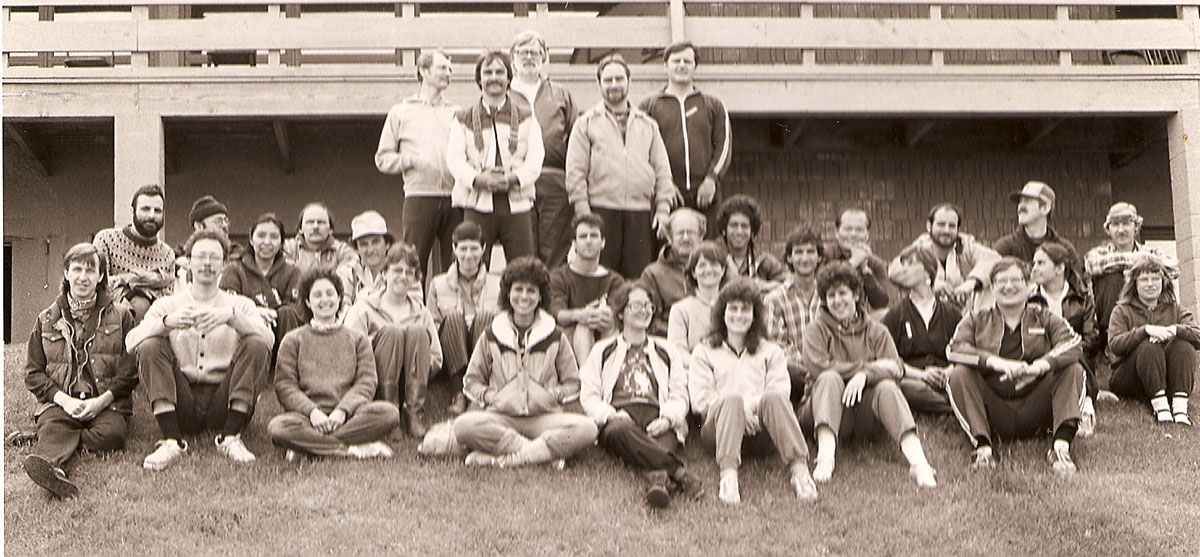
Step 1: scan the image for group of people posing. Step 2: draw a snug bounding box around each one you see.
[17,32,1197,510]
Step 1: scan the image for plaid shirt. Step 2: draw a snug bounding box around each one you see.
[1084,242,1177,279]
[764,277,822,368]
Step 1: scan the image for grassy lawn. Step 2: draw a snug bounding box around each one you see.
[4,342,1199,556]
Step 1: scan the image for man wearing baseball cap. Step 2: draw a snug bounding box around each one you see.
[346,210,396,304]
[994,181,1081,274]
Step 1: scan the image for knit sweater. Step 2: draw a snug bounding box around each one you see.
[92,226,176,299]
[274,325,377,416]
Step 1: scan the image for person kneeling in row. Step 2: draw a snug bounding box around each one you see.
[581,283,704,508]
[800,262,937,488]
[269,268,401,460]
[454,256,598,468]
[689,279,819,505]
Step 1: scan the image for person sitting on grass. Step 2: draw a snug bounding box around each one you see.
[268,268,400,460]
[550,213,624,366]
[800,262,938,488]
[580,283,704,508]
[1106,257,1199,425]
[21,243,138,498]
[764,225,824,401]
[946,257,1087,475]
[344,243,443,438]
[219,213,305,355]
[714,194,786,293]
[688,279,819,505]
[454,256,599,468]
[427,221,502,415]
[667,241,728,354]
[129,230,274,471]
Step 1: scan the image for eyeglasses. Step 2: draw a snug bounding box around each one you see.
[627,301,654,311]
[514,48,545,58]
[192,254,224,263]
[390,267,418,278]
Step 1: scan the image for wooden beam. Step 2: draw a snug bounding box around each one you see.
[903,119,936,148]
[272,120,293,174]
[5,122,52,176]
[781,118,808,148]
[1021,117,1066,148]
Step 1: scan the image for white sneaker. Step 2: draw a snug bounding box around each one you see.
[284,449,299,463]
[464,451,498,467]
[144,439,188,471]
[348,441,394,459]
[215,434,256,464]
[910,463,938,488]
[718,472,741,505]
[813,458,835,483]
[1078,397,1096,438]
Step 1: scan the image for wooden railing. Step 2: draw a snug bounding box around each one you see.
[3,1,1199,77]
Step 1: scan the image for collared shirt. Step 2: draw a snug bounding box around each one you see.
[1084,241,1178,279]
[764,276,822,365]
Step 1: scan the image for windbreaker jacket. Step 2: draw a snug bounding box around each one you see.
[688,339,790,419]
[801,308,903,387]
[638,88,731,192]
[579,334,690,442]
[343,289,443,371]
[887,232,1000,290]
[1029,284,1102,359]
[947,303,1082,373]
[25,291,137,418]
[1107,297,1200,368]
[220,250,302,309]
[637,245,691,335]
[446,96,545,213]
[426,263,502,328]
[512,78,578,171]
[374,94,459,197]
[462,310,581,416]
[565,102,676,212]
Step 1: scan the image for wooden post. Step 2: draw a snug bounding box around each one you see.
[669,0,685,43]
[930,4,944,67]
[268,4,282,66]
[131,6,150,69]
[1056,5,1071,66]
[113,112,165,227]
[398,3,416,67]
[1168,105,1200,313]
[801,4,815,65]
[37,6,53,68]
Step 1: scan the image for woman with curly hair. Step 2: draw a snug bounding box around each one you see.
[454,256,599,468]
[800,261,936,488]
[1107,257,1200,425]
[667,241,728,353]
[688,279,818,504]
[268,268,401,460]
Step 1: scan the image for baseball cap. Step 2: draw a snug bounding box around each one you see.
[1008,181,1055,207]
[350,211,394,243]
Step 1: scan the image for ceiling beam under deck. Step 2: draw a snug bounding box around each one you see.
[272,119,293,174]
[5,122,53,176]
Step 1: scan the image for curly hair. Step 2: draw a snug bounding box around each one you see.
[705,279,768,353]
[297,267,345,322]
[685,241,729,291]
[612,281,659,332]
[782,225,822,273]
[816,261,863,304]
[498,256,551,314]
[1119,256,1177,306]
[715,194,762,237]
[384,242,423,284]
[60,242,109,296]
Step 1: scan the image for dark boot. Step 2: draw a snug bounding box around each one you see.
[404,361,429,438]
[448,393,468,416]
[404,408,428,438]
[24,455,78,499]
[670,466,707,500]
[643,470,670,508]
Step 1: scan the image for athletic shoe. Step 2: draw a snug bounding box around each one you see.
[718,472,741,505]
[1047,445,1076,476]
[812,458,835,483]
[1174,413,1192,426]
[671,467,707,500]
[143,439,188,471]
[347,441,394,459]
[1096,390,1120,404]
[464,451,498,467]
[1078,397,1096,438]
[910,464,938,488]
[645,470,670,509]
[970,447,996,471]
[284,449,299,463]
[790,469,819,501]
[550,458,567,471]
[215,434,257,464]
[7,430,37,447]
[23,455,78,498]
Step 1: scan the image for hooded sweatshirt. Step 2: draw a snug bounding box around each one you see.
[801,308,903,387]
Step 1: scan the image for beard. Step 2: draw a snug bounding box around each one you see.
[133,216,162,238]
[931,233,956,249]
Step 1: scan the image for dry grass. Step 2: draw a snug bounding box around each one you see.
[4,343,1199,556]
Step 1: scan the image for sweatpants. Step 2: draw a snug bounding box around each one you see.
[592,207,654,279]
[439,310,495,377]
[799,373,918,442]
[900,376,953,414]
[597,403,682,473]
[371,323,431,416]
[531,169,573,269]
[33,406,128,466]
[136,335,270,433]
[465,194,534,262]
[267,401,400,457]
[1109,338,1196,400]
[402,196,462,279]
[453,410,598,458]
[700,392,809,472]
[947,362,1086,445]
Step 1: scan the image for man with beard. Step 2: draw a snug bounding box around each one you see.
[508,31,579,269]
[446,50,545,263]
[715,194,786,293]
[823,208,890,313]
[639,41,731,238]
[550,213,625,365]
[567,54,678,279]
[994,181,1081,273]
[764,226,823,399]
[375,49,460,279]
[129,230,274,471]
[282,203,357,283]
[886,203,1000,312]
[639,208,705,336]
[93,184,176,323]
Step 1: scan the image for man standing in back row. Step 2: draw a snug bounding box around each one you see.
[994,181,1080,274]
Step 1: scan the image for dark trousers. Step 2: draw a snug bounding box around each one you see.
[1109,339,1196,399]
[597,403,682,473]
[439,310,495,377]
[531,170,573,269]
[947,363,1085,445]
[33,406,128,466]
[592,207,653,279]
[136,336,271,433]
[403,196,463,279]
[465,194,534,262]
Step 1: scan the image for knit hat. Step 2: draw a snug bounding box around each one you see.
[1008,181,1055,208]
[350,210,394,243]
[189,195,229,224]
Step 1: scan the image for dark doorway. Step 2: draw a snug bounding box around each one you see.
[4,243,12,343]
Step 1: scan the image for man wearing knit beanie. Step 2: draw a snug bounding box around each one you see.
[190,195,230,236]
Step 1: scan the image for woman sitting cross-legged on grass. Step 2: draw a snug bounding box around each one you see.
[454,256,599,468]
[268,268,401,460]
[580,283,705,508]
[799,262,937,488]
[1106,257,1199,425]
[688,279,819,505]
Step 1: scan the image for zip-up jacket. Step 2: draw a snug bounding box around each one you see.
[220,250,302,310]
[446,95,545,214]
[374,94,458,197]
[947,303,1082,375]
[1107,296,1200,368]
[343,289,443,372]
[639,88,731,192]
[512,78,577,171]
[579,334,689,442]
[688,338,789,419]
[566,102,676,212]
[462,310,581,416]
